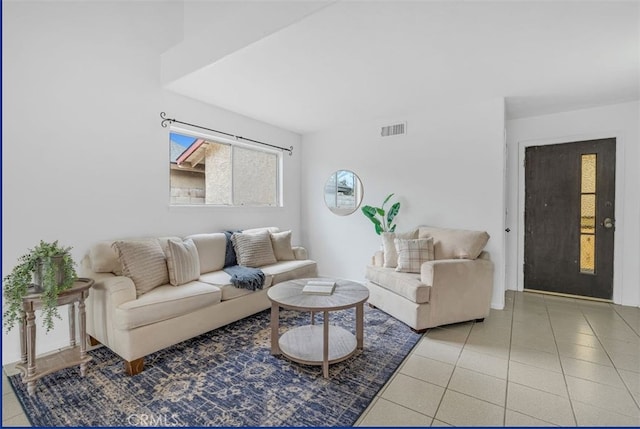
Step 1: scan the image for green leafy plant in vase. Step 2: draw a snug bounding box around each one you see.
[3,240,78,333]
[361,193,401,235]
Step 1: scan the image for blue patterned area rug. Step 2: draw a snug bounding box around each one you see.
[8,306,422,427]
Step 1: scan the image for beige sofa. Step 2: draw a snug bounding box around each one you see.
[365,226,493,331]
[80,227,317,375]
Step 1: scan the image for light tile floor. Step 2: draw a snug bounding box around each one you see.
[3,290,640,427]
[355,290,640,427]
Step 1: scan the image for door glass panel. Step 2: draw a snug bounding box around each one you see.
[580,194,595,233]
[580,235,595,274]
[581,154,596,193]
[580,153,596,274]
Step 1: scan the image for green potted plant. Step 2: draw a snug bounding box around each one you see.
[361,193,401,235]
[3,240,78,333]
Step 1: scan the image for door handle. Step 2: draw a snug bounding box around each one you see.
[602,218,615,229]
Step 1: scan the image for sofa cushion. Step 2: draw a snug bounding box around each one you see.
[382,229,418,268]
[365,265,431,304]
[418,226,490,260]
[232,231,277,267]
[115,282,222,330]
[198,270,274,300]
[185,233,226,273]
[112,239,169,297]
[395,237,435,273]
[270,230,295,261]
[90,241,122,275]
[166,238,200,286]
[261,260,318,285]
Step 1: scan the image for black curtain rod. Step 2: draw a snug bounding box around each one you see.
[160,112,293,156]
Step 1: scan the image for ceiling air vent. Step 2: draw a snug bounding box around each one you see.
[380,122,407,137]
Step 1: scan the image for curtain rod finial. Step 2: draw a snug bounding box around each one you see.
[160,112,174,128]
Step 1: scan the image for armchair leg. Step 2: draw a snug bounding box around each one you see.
[124,358,144,376]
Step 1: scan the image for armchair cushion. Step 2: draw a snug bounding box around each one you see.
[418,226,489,260]
[395,237,434,273]
[365,265,431,304]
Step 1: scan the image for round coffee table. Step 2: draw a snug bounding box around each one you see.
[267,278,369,378]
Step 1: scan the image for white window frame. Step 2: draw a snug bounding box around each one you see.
[169,125,283,207]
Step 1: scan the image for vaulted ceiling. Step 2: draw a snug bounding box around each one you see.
[164,1,639,134]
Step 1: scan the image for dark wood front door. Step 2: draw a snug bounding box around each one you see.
[524,138,616,300]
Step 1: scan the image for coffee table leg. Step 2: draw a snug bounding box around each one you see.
[356,303,364,350]
[323,310,329,378]
[271,302,280,355]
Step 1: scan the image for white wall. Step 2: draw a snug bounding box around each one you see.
[505,101,640,307]
[300,98,506,310]
[2,2,302,365]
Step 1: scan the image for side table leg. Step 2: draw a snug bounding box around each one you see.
[270,302,280,355]
[19,311,27,365]
[356,303,364,350]
[79,296,87,376]
[323,311,329,378]
[68,303,76,347]
[26,309,36,396]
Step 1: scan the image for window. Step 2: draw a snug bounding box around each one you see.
[169,130,281,206]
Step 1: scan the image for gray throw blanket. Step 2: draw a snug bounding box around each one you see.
[223,265,265,291]
[222,231,265,291]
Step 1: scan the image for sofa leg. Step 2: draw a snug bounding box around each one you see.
[412,327,428,334]
[367,303,377,309]
[475,318,485,323]
[124,358,144,376]
[87,335,101,347]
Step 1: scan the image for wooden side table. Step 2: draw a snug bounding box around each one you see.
[15,278,94,396]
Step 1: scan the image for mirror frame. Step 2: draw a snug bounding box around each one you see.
[324,169,364,216]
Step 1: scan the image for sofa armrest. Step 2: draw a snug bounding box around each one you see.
[372,250,384,267]
[292,246,308,260]
[85,270,137,346]
[420,258,494,325]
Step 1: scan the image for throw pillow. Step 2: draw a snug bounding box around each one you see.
[112,239,169,297]
[395,237,435,273]
[231,230,277,268]
[166,238,201,286]
[382,229,418,268]
[270,230,295,261]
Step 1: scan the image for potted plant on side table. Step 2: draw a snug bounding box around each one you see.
[3,240,78,333]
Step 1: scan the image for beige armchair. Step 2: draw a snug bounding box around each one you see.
[364,226,494,331]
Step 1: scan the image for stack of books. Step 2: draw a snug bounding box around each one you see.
[302,280,336,295]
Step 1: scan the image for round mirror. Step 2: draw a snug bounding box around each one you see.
[324,170,363,215]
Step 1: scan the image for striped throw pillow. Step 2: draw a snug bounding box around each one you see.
[231,231,277,268]
[112,239,169,296]
[166,238,201,286]
[394,237,435,273]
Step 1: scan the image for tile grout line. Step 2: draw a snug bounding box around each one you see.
[503,292,516,427]
[581,302,640,411]
[544,294,579,426]
[428,320,473,426]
